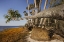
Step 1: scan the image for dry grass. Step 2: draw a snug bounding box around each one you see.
[31,28,50,41]
[0,27,28,42]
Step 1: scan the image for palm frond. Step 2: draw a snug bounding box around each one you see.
[5,9,22,23]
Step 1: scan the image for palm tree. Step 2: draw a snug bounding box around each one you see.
[26,0,42,15]
[26,0,34,27]
[49,0,64,7]
[26,0,30,16]
[39,0,48,28]
[34,0,42,27]
[25,0,42,27]
[34,0,42,13]
[41,0,64,28]
[23,11,28,16]
[49,0,64,28]
[26,4,35,10]
[39,0,42,12]
[4,9,22,23]
[26,4,35,15]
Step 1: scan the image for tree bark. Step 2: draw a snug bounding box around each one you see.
[27,0,30,16]
[34,0,38,26]
[24,4,64,20]
[39,0,48,28]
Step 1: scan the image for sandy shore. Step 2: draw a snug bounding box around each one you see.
[0,27,64,42]
[26,31,64,42]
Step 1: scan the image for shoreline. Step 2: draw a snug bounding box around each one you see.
[0,26,24,31]
[0,27,64,42]
[0,27,28,42]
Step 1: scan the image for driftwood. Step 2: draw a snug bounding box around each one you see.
[24,4,64,20]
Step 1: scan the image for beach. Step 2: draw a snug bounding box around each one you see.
[0,27,64,42]
[0,27,29,42]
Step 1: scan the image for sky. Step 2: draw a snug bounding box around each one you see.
[0,0,48,26]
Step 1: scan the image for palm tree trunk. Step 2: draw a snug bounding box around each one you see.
[26,0,30,16]
[34,0,38,26]
[34,0,37,14]
[34,0,42,27]
[38,0,42,27]
[26,0,31,27]
[44,0,48,9]
[39,0,48,28]
[38,0,42,12]
[42,0,48,28]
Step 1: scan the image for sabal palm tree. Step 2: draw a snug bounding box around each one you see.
[49,0,64,27]
[34,0,42,13]
[26,0,42,14]
[23,11,28,16]
[26,0,30,16]
[42,0,64,28]
[25,0,42,27]
[36,0,42,12]
[49,0,64,37]
[34,0,42,26]
[49,0,64,7]
[26,4,35,15]
[5,9,22,23]
[26,4,35,10]
[39,0,48,28]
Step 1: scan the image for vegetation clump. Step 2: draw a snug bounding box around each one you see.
[0,27,28,42]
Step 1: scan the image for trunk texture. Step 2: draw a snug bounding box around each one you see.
[39,0,48,28]
[24,4,64,19]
